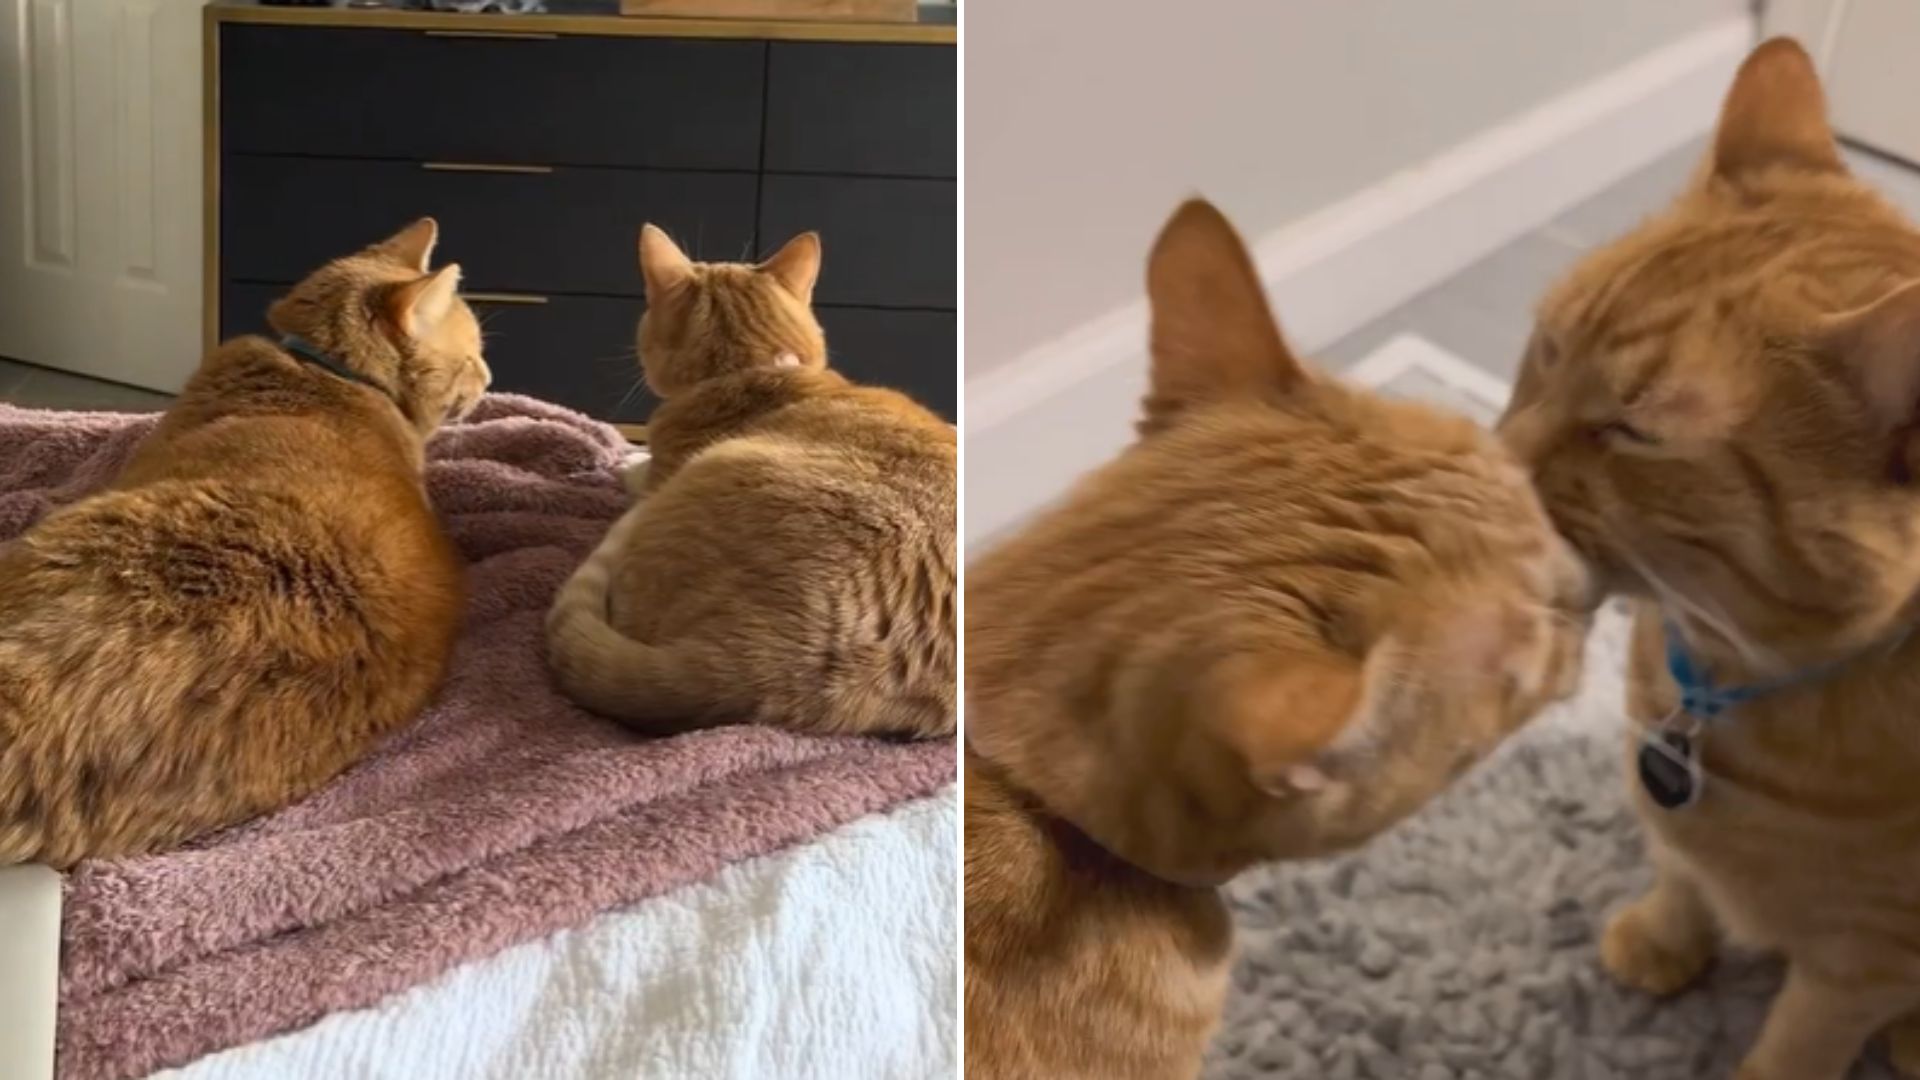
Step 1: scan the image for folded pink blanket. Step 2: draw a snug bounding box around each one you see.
[0,395,954,1080]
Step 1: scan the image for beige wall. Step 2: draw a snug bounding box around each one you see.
[964,0,1750,379]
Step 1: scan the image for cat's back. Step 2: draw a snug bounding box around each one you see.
[12,340,461,650]
[965,754,1231,1080]
[972,389,1543,641]
[744,376,953,498]
[660,373,953,541]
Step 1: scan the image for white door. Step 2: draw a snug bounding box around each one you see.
[0,0,202,393]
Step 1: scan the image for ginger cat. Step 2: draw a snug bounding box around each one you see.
[0,219,489,868]
[545,226,955,739]
[965,199,1592,1079]
[1499,38,1920,1080]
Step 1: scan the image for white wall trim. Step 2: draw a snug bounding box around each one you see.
[964,14,1753,546]
[1343,332,1515,408]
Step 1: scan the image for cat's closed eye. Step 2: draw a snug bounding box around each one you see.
[1595,420,1658,446]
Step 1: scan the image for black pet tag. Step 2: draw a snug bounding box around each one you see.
[1637,728,1702,810]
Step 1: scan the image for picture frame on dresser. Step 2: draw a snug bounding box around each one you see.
[202,1,957,443]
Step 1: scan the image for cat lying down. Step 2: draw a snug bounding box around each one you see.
[963,198,1595,1079]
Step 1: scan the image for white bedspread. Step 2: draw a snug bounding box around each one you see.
[157,788,957,1080]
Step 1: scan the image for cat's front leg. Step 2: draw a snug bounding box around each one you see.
[1734,966,1918,1080]
[620,451,653,498]
[1600,856,1717,995]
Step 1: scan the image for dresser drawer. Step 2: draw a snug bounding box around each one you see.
[224,283,654,422]
[764,43,955,178]
[222,156,755,298]
[818,307,954,421]
[219,26,764,171]
[761,175,955,309]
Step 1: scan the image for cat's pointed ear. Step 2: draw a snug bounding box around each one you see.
[1242,593,1570,799]
[638,224,695,300]
[1710,38,1844,179]
[385,264,463,340]
[1220,655,1365,801]
[1142,199,1303,429]
[1816,280,1920,429]
[758,231,821,304]
[374,217,439,273]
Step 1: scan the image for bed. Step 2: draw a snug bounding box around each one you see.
[0,395,956,1080]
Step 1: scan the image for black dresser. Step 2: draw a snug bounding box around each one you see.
[204,1,956,434]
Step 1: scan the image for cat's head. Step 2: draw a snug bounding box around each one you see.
[633,224,828,399]
[966,199,1591,887]
[1499,38,1920,668]
[266,218,491,435]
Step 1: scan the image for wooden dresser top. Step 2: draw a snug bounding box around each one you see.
[205,1,956,45]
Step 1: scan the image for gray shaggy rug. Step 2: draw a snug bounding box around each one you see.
[1205,604,1900,1080]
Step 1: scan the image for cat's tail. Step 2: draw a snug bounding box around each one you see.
[0,744,50,867]
[544,509,738,732]
[0,820,43,866]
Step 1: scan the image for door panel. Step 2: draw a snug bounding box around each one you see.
[0,0,202,392]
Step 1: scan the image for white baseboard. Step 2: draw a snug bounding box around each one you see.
[964,15,1754,547]
[1347,332,1515,429]
[1344,332,1514,406]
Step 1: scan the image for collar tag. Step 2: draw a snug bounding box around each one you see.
[1638,710,1704,811]
[1649,617,1913,812]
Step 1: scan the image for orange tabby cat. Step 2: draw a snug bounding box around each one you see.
[966,199,1592,1079]
[0,218,488,868]
[1500,38,1920,1080]
[545,226,955,738]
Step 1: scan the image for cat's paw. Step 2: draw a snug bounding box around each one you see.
[1600,902,1711,996]
[620,453,652,497]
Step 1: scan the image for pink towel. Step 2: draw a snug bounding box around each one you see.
[0,394,954,1080]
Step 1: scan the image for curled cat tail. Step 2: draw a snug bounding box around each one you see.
[544,509,738,732]
[0,754,49,866]
[0,821,43,866]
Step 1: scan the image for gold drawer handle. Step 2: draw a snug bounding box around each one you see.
[423,30,558,41]
[422,161,554,175]
[464,292,549,305]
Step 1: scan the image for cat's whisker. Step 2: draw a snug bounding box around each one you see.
[1618,545,1779,672]
[611,379,647,414]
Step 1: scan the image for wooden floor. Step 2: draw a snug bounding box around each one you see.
[0,357,172,412]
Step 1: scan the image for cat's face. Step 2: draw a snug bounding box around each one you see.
[268,218,491,434]
[1499,39,1920,666]
[632,225,828,399]
[966,200,1591,887]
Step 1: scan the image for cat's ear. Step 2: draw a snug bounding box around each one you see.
[758,231,821,304]
[385,264,463,340]
[1142,199,1303,429]
[1231,596,1561,800]
[638,224,695,300]
[374,217,439,273]
[1710,37,1844,180]
[1816,280,1920,430]
[1215,654,1365,800]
